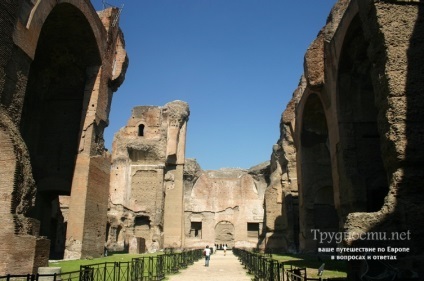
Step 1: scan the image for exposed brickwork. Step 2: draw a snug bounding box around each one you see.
[1,0,127,271]
[81,155,110,257]
[108,101,189,253]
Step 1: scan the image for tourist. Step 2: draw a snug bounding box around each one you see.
[223,244,227,256]
[203,245,211,267]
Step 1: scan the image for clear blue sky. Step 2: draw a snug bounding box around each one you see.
[94,0,337,170]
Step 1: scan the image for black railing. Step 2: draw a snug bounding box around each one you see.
[80,261,130,281]
[0,270,84,281]
[0,249,203,281]
[131,256,164,281]
[285,267,306,281]
[233,247,283,280]
[233,248,347,281]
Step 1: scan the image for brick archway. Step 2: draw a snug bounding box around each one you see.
[0,0,127,268]
[298,93,337,252]
[337,15,388,214]
[20,2,102,260]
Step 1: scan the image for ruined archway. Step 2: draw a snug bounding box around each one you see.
[337,15,388,214]
[215,221,235,248]
[299,93,338,252]
[20,3,101,259]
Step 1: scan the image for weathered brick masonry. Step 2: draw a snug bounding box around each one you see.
[0,0,127,273]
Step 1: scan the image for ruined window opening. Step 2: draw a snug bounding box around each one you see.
[135,216,150,228]
[190,222,202,238]
[138,124,145,137]
[247,223,259,237]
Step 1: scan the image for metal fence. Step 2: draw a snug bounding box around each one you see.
[233,248,347,281]
[0,249,203,281]
[0,270,82,281]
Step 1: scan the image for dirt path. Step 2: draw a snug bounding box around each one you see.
[167,250,252,281]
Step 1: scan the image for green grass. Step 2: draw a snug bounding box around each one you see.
[271,254,347,279]
[49,253,154,273]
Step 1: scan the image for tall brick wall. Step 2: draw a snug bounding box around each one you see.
[0,113,49,274]
[0,127,20,274]
[0,0,49,263]
[1,0,127,269]
[81,155,110,257]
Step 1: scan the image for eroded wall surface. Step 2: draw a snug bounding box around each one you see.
[107,101,189,253]
[293,0,424,277]
[261,79,303,253]
[183,163,269,249]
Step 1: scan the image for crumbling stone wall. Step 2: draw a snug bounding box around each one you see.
[261,80,303,253]
[183,164,268,249]
[0,0,128,271]
[107,101,189,253]
[292,0,424,277]
[343,0,424,277]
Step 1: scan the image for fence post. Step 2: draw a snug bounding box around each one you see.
[269,259,274,281]
[114,262,119,281]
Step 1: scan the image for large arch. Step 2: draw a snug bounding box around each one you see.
[336,14,388,215]
[0,0,128,264]
[19,3,102,259]
[298,93,338,252]
[13,0,106,61]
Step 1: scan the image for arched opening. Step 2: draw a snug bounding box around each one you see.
[133,216,150,254]
[20,3,101,259]
[138,124,145,136]
[300,94,338,250]
[215,221,235,248]
[337,15,388,213]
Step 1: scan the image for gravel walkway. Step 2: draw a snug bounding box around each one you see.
[167,251,252,281]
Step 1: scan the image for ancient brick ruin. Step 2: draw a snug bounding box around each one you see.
[1,0,423,279]
[183,161,269,250]
[0,0,127,274]
[107,101,189,253]
[265,0,424,278]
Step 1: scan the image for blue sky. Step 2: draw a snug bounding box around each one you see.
[94,0,337,170]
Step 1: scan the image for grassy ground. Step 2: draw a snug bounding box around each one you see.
[49,253,146,272]
[271,254,347,279]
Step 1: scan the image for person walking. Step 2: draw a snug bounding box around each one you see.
[223,244,227,256]
[203,245,211,267]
